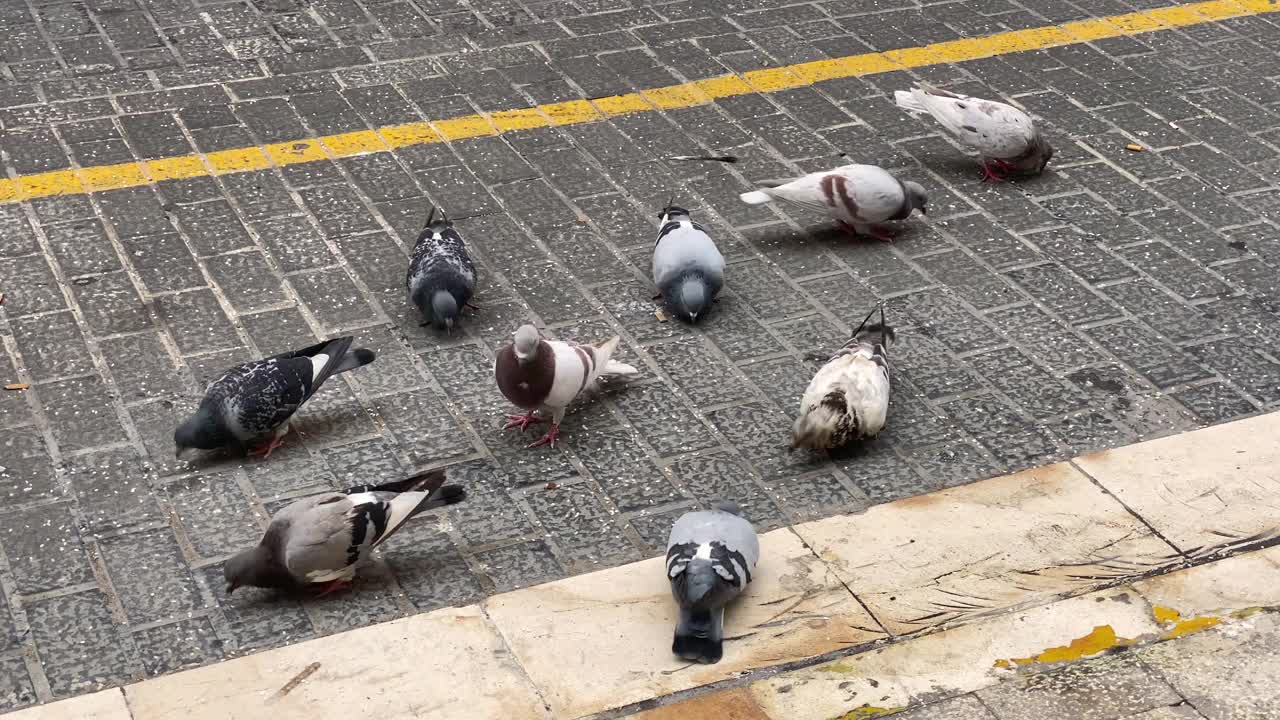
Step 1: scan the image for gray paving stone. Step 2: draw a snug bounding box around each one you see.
[977,653,1181,719]
[134,617,224,677]
[65,448,160,533]
[27,590,134,698]
[165,472,262,560]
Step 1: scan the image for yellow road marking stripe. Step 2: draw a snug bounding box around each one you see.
[1,0,1275,205]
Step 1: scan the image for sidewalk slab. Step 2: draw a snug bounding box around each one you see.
[122,606,549,720]
[1075,413,1280,554]
[2,691,128,720]
[793,462,1177,635]
[484,529,882,718]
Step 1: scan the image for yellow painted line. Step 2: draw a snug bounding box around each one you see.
[0,0,1275,205]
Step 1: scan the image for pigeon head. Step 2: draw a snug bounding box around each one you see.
[173,406,233,462]
[223,545,277,595]
[512,324,541,363]
[903,181,928,215]
[666,273,711,323]
[430,290,459,332]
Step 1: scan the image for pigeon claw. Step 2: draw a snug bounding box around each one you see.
[250,434,288,459]
[980,160,1009,183]
[313,579,353,597]
[503,412,544,433]
[525,423,561,449]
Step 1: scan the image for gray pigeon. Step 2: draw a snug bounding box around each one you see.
[652,202,724,323]
[791,304,895,452]
[494,324,639,449]
[174,337,375,462]
[894,83,1053,182]
[666,501,760,664]
[739,163,927,241]
[407,205,477,331]
[223,470,464,596]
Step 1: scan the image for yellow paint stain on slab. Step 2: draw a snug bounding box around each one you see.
[834,706,905,720]
[0,0,1274,205]
[993,625,1132,668]
[1151,606,1223,639]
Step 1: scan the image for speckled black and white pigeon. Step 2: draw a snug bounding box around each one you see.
[223,470,464,596]
[739,163,927,241]
[407,205,477,331]
[652,202,724,323]
[791,304,895,452]
[494,324,639,449]
[174,337,375,462]
[894,83,1054,182]
[666,501,760,664]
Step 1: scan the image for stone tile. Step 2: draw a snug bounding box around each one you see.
[0,430,58,501]
[626,688,773,720]
[11,311,93,382]
[1074,413,1280,554]
[486,528,883,718]
[0,689,131,720]
[474,540,564,593]
[795,463,1174,634]
[65,448,160,532]
[165,472,262,560]
[977,654,1181,720]
[99,529,201,624]
[133,618,225,677]
[40,375,128,452]
[27,590,133,698]
[0,500,94,595]
[124,606,550,720]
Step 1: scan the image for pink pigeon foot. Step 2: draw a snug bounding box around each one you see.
[313,579,352,597]
[250,432,288,458]
[503,411,544,433]
[980,160,1009,183]
[526,423,561,449]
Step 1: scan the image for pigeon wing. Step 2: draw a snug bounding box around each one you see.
[653,221,725,289]
[905,87,1036,158]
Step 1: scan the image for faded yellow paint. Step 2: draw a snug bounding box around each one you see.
[0,0,1274,204]
[834,706,905,720]
[1151,605,1224,639]
[994,625,1132,668]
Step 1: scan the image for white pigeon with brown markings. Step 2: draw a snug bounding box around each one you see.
[222,470,464,597]
[894,83,1054,182]
[738,163,927,241]
[494,324,639,448]
[791,304,896,452]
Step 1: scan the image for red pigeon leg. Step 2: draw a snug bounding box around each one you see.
[525,422,561,449]
[313,579,352,597]
[503,411,544,433]
[249,431,289,458]
[980,160,1009,183]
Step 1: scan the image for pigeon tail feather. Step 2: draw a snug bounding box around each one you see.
[343,468,447,496]
[739,190,774,205]
[332,348,376,374]
[893,89,928,114]
[603,360,639,377]
[673,607,724,664]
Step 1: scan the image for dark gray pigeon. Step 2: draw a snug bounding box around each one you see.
[223,470,464,596]
[407,205,477,331]
[652,203,724,323]
[174,337,375,462]
[666,501,760,664]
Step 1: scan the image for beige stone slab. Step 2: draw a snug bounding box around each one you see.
[485,528,884,719]
[124,605,549,720]
[1073,412,1280,554]
[1134,546,1280,621]
[3,690,131,720]
[750,587,1163,720]
[794,462,1177,635]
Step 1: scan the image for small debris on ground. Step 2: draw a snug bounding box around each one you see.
[546,482,559,490]
[1125,144,1145,152]
[655,308,669,322]
[4,383,30,391]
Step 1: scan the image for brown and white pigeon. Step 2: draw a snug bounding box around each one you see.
[894,83,1054,182]
[791,304,895,452]
[666,501,759,664]
[494,324,639,448]
[223,470,464,596]
[739,163,927,241]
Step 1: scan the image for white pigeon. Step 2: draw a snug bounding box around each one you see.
[739,163,927,241]
[894,83,1054,182]
[791,304,895,452]
[494,324,639,448]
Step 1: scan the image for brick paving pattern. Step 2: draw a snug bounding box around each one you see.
[1,0,1279,710]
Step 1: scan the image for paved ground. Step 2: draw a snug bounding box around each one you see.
[1,0,1280,711]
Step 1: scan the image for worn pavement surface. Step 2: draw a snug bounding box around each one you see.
[1,0,1280,711]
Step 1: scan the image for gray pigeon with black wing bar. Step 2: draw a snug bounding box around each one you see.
[223,469,464,596]
[652,202,724,323]
[666,501,760,664]
[407,205,477,331]
[174,337,375,462]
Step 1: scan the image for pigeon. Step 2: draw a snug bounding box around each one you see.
[666,501,760,664]
[174,337,375,462]
[894,83,1053,182]
[652,202,725,323]
[739,163,927,241]
[791,303,895,452]
[494,324,639,448]
[407,205,477,331]
[223,469,464,596]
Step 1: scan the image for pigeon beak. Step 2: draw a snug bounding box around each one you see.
[225,581,238,596]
